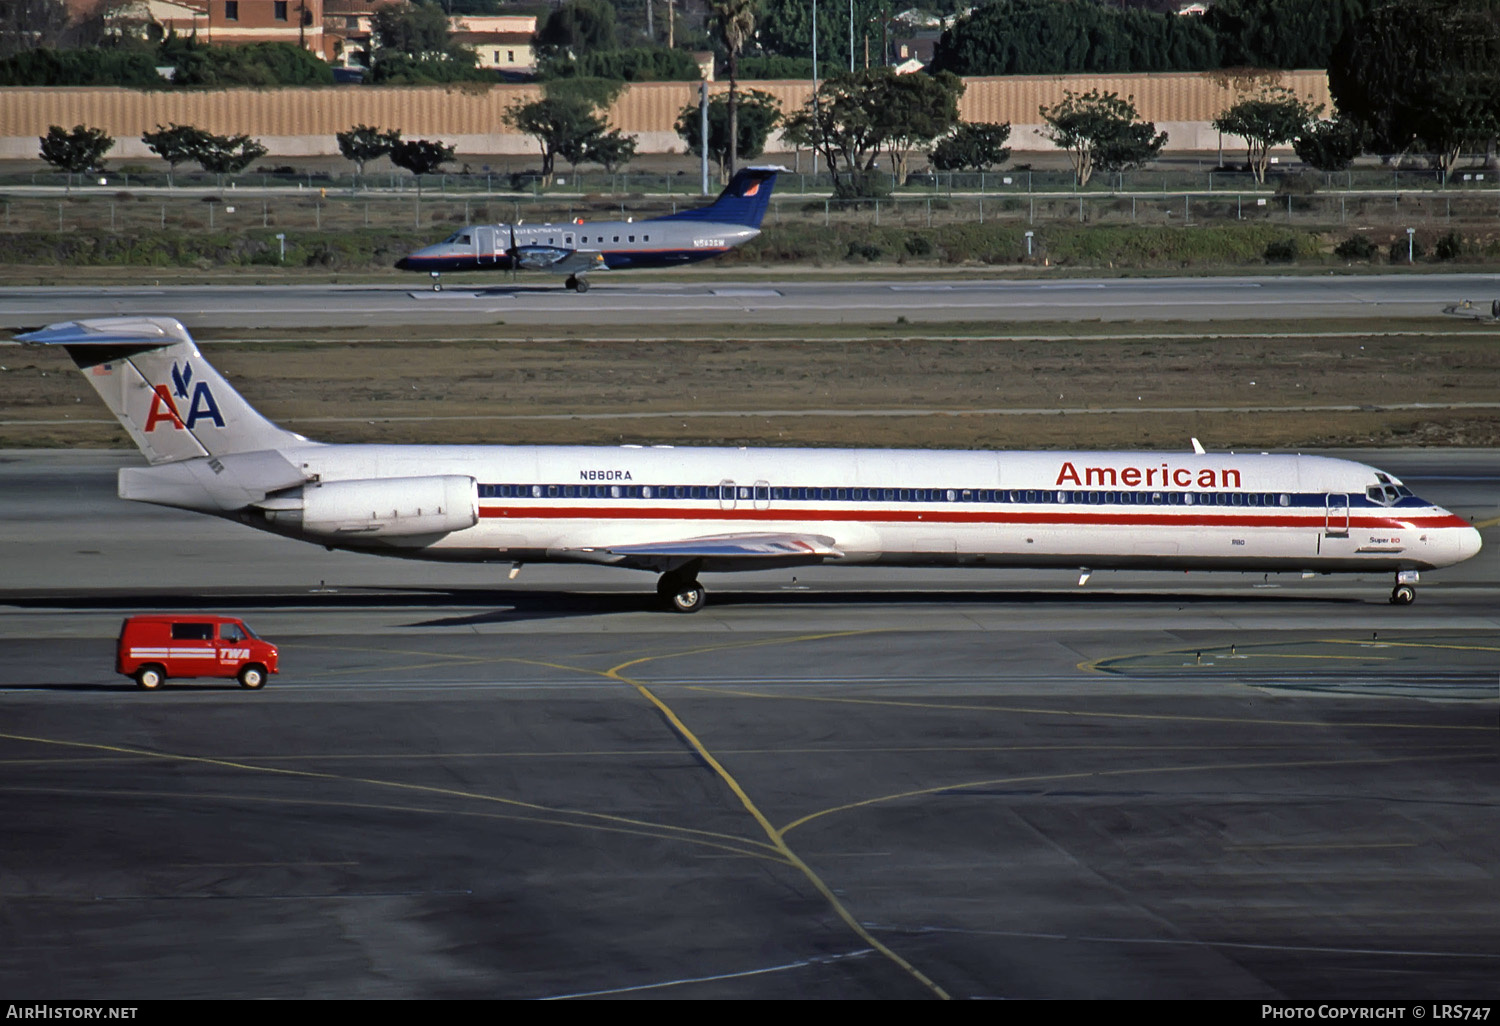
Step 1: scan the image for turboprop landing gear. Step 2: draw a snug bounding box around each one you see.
[430,271,443,292]
[657,564,705,613]
[566,275,590,293]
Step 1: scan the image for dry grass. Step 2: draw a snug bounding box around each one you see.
[4,326,1499,451]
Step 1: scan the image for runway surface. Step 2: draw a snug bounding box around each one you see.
[1,449,1497,998]
[4,273,1500,330]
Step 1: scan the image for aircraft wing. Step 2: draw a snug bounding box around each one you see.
[512,246,606,275]
[571,532,842,572]
[549,250,607,275]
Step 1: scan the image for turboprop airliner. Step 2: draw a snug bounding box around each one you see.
[395,165,783,292]
[14,317,1482,612]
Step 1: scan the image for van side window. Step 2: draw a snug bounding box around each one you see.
[171,623,213,640]
[220,624,243,642]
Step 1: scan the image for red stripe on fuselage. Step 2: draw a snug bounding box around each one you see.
[476,505,1465,530]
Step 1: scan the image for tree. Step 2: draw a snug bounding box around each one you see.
[1212,87,1322,183]
[930,0,1219,76]
[1294,116,1366,172]
[1039,89,1168,187]
[337,125,402,176]
[873,70,964,185]
[583,129,637,173]
[193,132,268,181]
[371,0,482,82]
[784,71,890,199]
[710,0,757,176]
[374,1,453,54]
[390,138,456,193]
[676,90,782,184]
[504,96,605,182]
[1329,0,1500,183]
[1206,0,1375,70]
[536,0,619,56]
[142,123,211,186]
[929,122,1012,172]
[39,124,114,175]
[0,0,69,59]
[542,46,703,82]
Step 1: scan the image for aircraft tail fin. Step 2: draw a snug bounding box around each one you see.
[656,165,785,227]
[14,317,309,465]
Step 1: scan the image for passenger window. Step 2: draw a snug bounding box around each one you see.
[171,623,213,641]
[219,624,242,642]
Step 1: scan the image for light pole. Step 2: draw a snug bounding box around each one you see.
[1406,227,1415,263]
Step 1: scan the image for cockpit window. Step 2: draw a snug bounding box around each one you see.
[1366,483,1406,506]
[443,232,471,245]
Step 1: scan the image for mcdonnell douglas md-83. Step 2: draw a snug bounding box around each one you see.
[395,166,783,292]
[15,317,1482,612]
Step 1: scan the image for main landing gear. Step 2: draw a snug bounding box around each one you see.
[657,564,705,613]
[565,275,590,293]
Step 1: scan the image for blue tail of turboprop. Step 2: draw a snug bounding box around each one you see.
[656,165,785,227]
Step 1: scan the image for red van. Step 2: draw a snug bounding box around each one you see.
[116,615,279,690]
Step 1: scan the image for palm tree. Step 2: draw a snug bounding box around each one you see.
[710,0,757,176]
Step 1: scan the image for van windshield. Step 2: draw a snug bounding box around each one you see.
[238,621,261,640]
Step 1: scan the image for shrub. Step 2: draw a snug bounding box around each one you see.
[1264,238,1298,262]
[1334,235,1377,261]
[1273,171,1319,195]
[1388,237,1425,263]
[1386,235,1422,262]
[1434,231,1463,261]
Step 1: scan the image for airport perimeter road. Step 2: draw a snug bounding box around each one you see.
[3,273,1500,330]
[0,450,1497,999]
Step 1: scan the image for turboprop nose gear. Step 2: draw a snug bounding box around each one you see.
[657,562,705,613]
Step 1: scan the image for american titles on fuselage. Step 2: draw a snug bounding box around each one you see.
[1056,461,1241,489]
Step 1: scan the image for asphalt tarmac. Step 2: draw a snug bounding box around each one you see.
[1,449,1496,999]
[4,273,1500,330]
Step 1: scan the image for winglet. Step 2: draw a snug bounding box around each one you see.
[1191,437,1206,455]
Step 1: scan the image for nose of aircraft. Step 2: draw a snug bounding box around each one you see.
[1456,522,1483,563]
[394,256,411,270]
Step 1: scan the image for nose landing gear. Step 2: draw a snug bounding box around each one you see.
[430,270,443,292]
[1389,570,1419,605]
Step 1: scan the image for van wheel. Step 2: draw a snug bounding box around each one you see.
[136,665,165,690]
[238,665,267,689]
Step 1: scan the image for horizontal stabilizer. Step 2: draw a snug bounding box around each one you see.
[14,316,193,351]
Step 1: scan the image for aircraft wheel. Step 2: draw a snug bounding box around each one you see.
[574,277,590,293]
[1390,584,1416,606]
[238,664,267,689]
[565,275,579,291]
[136,665,165,690]
[669,582,705,613]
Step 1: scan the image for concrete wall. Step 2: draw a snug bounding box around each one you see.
[0,69,1331,161]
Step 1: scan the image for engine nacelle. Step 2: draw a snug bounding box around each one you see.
[276,475,478,538]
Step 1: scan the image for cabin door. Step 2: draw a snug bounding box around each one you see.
[1324,493,1350,537]
[473,226,498,264]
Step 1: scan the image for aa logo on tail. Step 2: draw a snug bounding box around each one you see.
[145,361,225,431]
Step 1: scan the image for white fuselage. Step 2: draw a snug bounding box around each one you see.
[214,443,1481,575]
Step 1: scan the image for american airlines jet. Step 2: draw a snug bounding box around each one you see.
[395,166,782,292]
[15,317,1482,611]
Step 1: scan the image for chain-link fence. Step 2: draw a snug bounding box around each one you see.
[4,189,1499,237]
